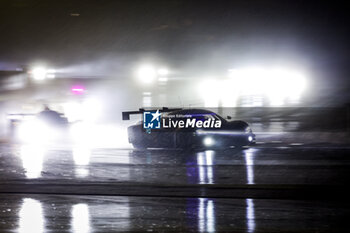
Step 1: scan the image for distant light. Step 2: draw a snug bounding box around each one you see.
[248,136,253,142]
[32,67,47,80]
[198,79,221,107]
[47,69,56,73]
[137,65,156,83]
[226,67,308,106]
[143,92,152,96]
[71,86,85,94]
[46,74,55,79]
[158,77,168,82]
[31,67,56,80]
[203,137,215,147]
[157,68,169,76]
[70,13,80,17]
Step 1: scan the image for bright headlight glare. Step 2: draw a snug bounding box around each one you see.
[157,68,169,76]
[70,123,129,148]
[18,120,52,143]
[137,65,157,83]
[70,122,90,143]
[203,137,215,146]
[32,67,47,80]
[31,67,56,80]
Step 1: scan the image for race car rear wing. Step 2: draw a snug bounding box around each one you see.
[122,107,182,120]
[7,113,36,120]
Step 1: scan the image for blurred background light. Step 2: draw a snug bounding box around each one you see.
[157,68,169,76]
[137,65,157,84]
[71,86,85,94]
[198,66,308,107]
[31,67,56,80]
[32,67,47,80]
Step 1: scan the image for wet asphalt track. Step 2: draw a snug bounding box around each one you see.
[0,144,349,232]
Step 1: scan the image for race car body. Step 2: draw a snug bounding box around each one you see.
[123,108,256,149]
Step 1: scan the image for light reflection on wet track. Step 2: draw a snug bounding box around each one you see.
[0,144,349,232]
[0,145,348,186]
[0,194,348,232]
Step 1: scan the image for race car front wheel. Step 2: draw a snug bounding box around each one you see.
[132,142,147,149]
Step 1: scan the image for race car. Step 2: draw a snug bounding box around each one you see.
[8,108,69,143]
[123,108,256,149]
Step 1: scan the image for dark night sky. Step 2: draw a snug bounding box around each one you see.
[0,0,349,79]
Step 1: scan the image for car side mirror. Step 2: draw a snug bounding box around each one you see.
[226,116,232,120]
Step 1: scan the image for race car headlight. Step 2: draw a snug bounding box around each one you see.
[203,137,215,147]
[18,120,52,143]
